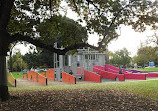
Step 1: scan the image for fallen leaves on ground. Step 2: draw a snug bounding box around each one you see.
[0,89,158,111]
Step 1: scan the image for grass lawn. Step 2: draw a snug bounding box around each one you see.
[9,80,158,100]
[9,71,44,79]
[9,72,26,78]
[128,67,158,72]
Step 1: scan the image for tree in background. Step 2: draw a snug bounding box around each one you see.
[133,46,157,67]
[146,32,158,47]
[23,49,54,69]
[109,48,131,67]
[8,42,17,72]
[8,51,28,72]
[1,0,158,101]
[37,15,88,48]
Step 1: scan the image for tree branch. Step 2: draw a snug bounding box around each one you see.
[99,5,128,47]
[72,0,78,11]
[10,33,99,55]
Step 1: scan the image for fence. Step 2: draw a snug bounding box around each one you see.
[84,70,101,83]
[124,73,146,80]
[105,64,119,71]
[38,74,47,85]
[27,71,47,85]
[93,65,105,71]
[93,67,125,81]
[22,73,27,79]
[8,73,16,87]
[46,69,55,80]
[62,72,76,84]
[146,73,158,78]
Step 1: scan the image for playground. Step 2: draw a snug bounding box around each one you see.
[5,48,158,110]
[8,48,158,87]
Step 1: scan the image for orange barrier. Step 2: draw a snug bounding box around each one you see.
[46,69,54,80]
[28,71,38,82]
[22,73,27,79]
[41,72,46,77]
[38,74,47,85]
[8,73,16,87]
[62,72,76,84]
[84,70,101,83]
[27,71,47,85]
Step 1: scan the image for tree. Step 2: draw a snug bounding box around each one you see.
[0,0,158,101]
[146,31,158,47]
[109,48,131,67]
[37,15,88,47]
[8,42,17,72]
[133,46,157,67]
[8,51,28,72]
[23,49,54,69]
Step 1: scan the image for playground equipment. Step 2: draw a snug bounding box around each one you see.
[8,73,16,87]
[22,69,55,85]
[53,45,107,82]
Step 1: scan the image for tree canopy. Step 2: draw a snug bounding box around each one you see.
[109,48,131,67]
[133,46,158,67]
[1,0,158,55]
[22,49,54,69]
[8,51,28,72]
[37,15,88,48]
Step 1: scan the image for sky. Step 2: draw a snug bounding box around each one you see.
[13,2,155,57]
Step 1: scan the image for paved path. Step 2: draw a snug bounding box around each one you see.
[15,79,96,87]
[16,78,43,87]
[16,78,158,87]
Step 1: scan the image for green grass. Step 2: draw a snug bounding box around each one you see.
[9,80,158,100]
[128,67,158,72]
[9,72,26,78]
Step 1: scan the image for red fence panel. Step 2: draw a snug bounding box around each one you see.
[124,73,146,80]
[84,70,101,83]
[22,73,27,79]
[38,74,47,85]
[62,72,76,84]
[105,64,119,72]
[27,71,47,85]
[46,69,54,80]
[146,73,158,78]
[117,74,125,81]
[93,65,105,71]
[93,67,125,81]
[28,71,38,82]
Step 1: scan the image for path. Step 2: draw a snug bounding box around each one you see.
[16,78,43,87]
[16,77,158,87]
[16,79,96,87]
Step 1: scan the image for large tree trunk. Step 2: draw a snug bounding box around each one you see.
[0,56,9,101]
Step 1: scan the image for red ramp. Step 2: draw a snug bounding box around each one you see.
[27,71,47,85]
[84,70,101,83]
[93,67,125,81]
[62,72,76,84]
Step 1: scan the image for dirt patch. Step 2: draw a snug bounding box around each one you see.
[0,89,157,111]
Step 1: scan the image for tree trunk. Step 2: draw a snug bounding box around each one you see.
[0,56,9,101]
